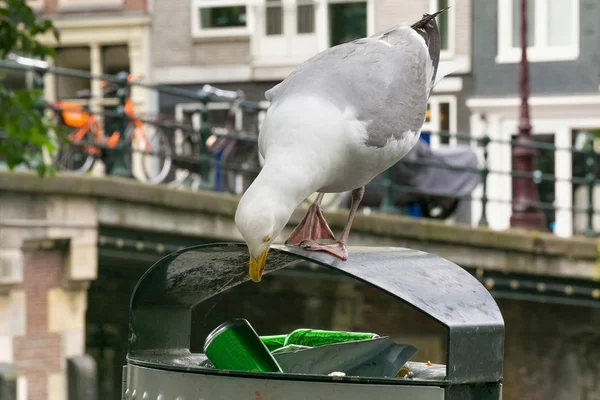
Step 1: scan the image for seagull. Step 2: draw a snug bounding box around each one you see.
[235,8,456,282]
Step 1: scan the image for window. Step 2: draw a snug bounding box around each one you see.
[497,0,579,63]
[191,0,251,38]
[102,45,130,77]
[266,0,283,35]
[200,6,247,28]
[439,102,450,144]
[329,1,367,46]
[55,47,91,100]
[421,96,457,148]
[434,0,449,50]
[430,0,454,57]
[297,1,315,34]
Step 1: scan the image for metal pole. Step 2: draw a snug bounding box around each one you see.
[198,93,212,188]
[478,135,490,226]
[32,68,47,171]
[509,0,547,230]
[105,71,133,177]
[585,134,596,236]
[379,168,395,213]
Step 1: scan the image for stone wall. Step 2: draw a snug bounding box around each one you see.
[500,298,600,400]
[0,240,92,400]
[0,176,98,400]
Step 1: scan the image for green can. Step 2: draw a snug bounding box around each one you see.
[284,329,379,347]
[203,318,283,373]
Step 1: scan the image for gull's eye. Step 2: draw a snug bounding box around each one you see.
[263,235,273,243]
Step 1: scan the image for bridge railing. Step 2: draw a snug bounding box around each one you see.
[0,54,598,238]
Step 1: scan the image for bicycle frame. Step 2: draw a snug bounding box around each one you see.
[55,74,153,155]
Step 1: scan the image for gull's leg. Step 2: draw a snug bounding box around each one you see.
[285,193,336,246]
[299,186,365,260]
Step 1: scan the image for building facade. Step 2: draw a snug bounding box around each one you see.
[24,0,153,181]
[151,0,473,145]
[467,0,600,237]
[30,0,152,116]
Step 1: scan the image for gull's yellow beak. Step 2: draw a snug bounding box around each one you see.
[249,249,269,282]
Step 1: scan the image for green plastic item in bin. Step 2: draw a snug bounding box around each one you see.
[260,334,287,352]
[284,329,379,347]
[204,319,283,373]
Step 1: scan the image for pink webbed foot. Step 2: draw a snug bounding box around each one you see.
[285,199,335,246]
[298,239,348,260]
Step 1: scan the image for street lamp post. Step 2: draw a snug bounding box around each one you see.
[509,0,547,230]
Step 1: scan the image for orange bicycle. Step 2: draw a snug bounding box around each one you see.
[51,75,172,184]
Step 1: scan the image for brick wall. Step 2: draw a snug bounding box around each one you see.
[193,41,251,66]
[152,0,250,68]
[151,0,192,67]
[454,0,471,57]
[374,0,428,32]
[13,248,64,400]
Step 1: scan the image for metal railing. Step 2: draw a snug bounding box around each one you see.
[0,54,598,238]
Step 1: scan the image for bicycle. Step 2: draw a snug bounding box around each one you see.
[213,100,265,195]
[170,85,256,191]
[50,75,172,184]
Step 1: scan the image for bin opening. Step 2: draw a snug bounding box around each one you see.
[127,243,503,387]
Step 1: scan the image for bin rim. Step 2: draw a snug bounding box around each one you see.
[126,357,449,387]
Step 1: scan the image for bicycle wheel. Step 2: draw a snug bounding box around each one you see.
[220,139,261,195]
[131,121,173,185]
[52,119,96,173]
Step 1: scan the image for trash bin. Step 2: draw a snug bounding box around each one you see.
[123,244,504,400]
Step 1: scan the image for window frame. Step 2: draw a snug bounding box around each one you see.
[429,0,455,60]
[191,0,253,39]
[496,0,579,63]
[327,0,371,47]
[422,95,458,148]
[56,0,123,11]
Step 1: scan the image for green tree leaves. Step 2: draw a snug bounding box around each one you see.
[0,0,59,175]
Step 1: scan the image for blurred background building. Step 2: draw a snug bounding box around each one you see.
[151,0,473,138]
[468,0,600,237]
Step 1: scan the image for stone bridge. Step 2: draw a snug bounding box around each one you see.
[1,171,600,400]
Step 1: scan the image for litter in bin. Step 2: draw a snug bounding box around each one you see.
[203,318,283,373]
[273,336,417,377]
[203,318,418,379]
[270,344,312,355]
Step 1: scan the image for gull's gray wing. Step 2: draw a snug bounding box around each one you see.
[265,27,432,148]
